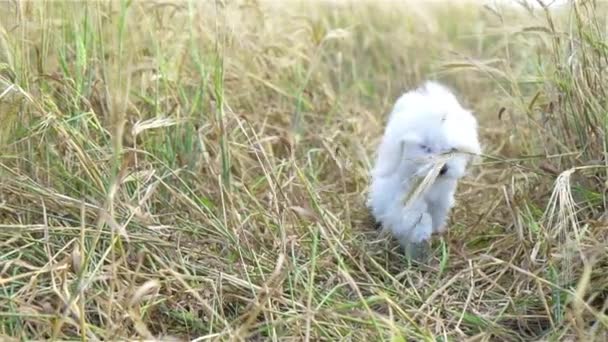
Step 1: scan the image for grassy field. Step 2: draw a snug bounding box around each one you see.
[1,0,607,340]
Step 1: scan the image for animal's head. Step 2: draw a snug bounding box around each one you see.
[437,107,482,179]
[373,82,481,180]
[397,120,480,181]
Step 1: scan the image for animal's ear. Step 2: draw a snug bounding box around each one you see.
[466,138,482,156]
[373,133,420,178]
[457,133,482,165]
[470,139,483,165]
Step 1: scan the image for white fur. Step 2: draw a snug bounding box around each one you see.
[368,81,481,254]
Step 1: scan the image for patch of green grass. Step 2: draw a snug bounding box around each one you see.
[1,0,607,340]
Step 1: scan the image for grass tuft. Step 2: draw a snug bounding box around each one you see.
[1,0,607,340]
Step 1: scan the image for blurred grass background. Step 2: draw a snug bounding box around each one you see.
[0,0,607,340]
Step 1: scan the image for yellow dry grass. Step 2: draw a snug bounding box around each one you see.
[0,0,607,340]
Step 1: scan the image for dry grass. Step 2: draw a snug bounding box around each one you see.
[0,0,607,340]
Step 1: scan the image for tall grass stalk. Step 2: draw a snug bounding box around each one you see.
[0,0,607,340]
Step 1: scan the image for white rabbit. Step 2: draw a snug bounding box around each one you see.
[368,81,481,260]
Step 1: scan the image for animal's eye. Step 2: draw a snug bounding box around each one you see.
[419,144,432,153]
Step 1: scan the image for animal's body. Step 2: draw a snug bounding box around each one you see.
[368,81,481,259]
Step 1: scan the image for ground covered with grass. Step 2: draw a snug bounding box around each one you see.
[1,0,607,340]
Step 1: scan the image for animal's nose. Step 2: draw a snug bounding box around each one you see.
[439,164,448,176]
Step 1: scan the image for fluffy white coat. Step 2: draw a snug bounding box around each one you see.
[368,81,481,255]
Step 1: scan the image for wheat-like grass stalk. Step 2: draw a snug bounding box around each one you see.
[0,0,606,340]
[402,150,479,208]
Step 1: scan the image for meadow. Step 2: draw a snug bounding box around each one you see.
[0,0,607,340]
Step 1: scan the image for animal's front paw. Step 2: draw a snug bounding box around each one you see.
[397,212,433,263]
[428,196,454,233]
[402,239,431,264]
[408,212,433,243]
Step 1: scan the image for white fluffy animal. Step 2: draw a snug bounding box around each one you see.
[368,81,481,259]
